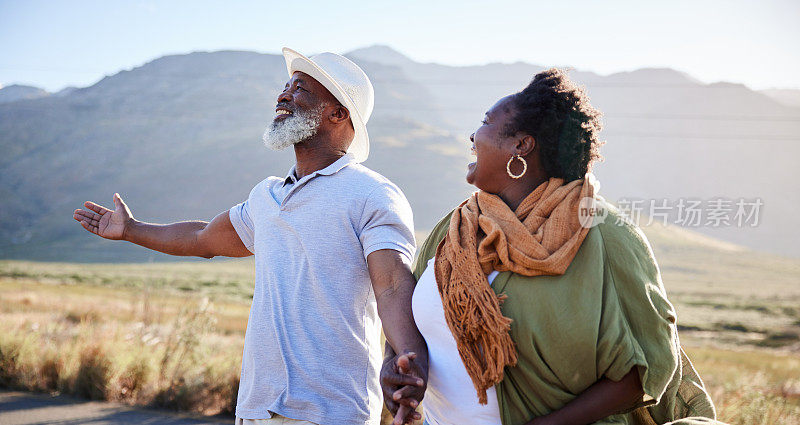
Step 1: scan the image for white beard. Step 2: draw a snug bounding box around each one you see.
[262,105,324,151]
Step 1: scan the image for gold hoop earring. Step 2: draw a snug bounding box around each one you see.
[506,155,527,179]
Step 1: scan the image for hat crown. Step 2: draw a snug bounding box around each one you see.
[308,52,374,123]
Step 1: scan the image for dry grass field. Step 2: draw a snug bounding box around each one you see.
[1,222,799,424]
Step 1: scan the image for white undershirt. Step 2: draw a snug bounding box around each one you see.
[412,258,502,425]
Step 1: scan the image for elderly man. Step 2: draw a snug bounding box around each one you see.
[73,48,426,425]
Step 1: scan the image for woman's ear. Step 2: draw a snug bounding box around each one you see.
[515,134,536,156]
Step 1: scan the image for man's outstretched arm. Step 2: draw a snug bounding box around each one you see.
[73,193,252,258]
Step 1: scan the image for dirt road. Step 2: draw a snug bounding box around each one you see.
[0,390,231,425]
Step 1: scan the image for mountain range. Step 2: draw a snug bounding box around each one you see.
[1,45,798,260]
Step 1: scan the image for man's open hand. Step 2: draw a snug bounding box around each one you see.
[73,193,132,240]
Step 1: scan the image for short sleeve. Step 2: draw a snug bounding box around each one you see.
[358,183,416,263]
[229,199,255,254]
[596,220,679,409]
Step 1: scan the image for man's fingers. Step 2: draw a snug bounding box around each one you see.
[401,351,417,361]
[394,395,419,408]
[397,352,421,377]
[385,372,424,388]
[397,353,415,372]
[393,404,420,425]
[74,215,100,228]
[397,354,426,393]
[383,382,399,413]
[84,201,110,215]
[74,209,100,221]
[74,210,99,234]
[404,409,422,423]
[384,397,398,415]
[393,384,422,403]
[406,359,425,378]
[79,219,98,234]
[393,405,416,425]
[74,210,100,226]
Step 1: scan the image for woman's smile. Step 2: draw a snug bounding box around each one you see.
[468,144,477,171]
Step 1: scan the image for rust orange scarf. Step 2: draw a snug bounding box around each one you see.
[433,174,597,404]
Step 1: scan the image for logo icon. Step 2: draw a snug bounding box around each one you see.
[578,197,607,228]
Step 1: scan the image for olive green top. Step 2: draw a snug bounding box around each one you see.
[414,197,717,425]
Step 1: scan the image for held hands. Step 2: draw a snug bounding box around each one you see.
[381,351,427,425]
[73,193,133,240]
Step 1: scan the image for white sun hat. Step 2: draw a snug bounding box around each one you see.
[282,47,374,163]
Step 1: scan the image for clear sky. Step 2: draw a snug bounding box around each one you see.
[1,0,798,92]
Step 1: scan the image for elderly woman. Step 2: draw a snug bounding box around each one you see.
[381,69,720,425]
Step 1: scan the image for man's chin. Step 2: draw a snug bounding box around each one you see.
[262,131,295,151]
[262,138,294,151]
[261,112,320,151]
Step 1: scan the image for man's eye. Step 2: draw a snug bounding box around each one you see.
[481,119,488,125]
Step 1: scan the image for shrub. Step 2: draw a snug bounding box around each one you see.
[37,354,62,392]
[115,355,151,401]
[72,345,111,400]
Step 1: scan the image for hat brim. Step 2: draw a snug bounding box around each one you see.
[282,47,369,163]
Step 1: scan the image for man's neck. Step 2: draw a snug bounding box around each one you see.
[293,140,347,179]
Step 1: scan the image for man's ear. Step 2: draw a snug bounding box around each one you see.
[330,104,350,124]
[515,134,536,157]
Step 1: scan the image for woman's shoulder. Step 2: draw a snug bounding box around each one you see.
[412,208,456,279]
[593,196,658,263]
[593,197,672,319]
[429,209,456,240]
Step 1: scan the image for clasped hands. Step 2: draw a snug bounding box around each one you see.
[380,351,561,425]
[381,350,427,425]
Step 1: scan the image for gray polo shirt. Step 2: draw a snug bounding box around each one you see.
[229,153,415,425]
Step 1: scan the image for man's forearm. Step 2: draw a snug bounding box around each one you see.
[124,219,212,258]
[367,249,429,371]
[376,283,428,367]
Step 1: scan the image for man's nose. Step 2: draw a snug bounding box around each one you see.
[277,88,292,104]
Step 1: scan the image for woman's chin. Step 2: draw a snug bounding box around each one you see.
[466,162,477,185]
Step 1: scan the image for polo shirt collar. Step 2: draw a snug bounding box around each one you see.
[283,153,356,185]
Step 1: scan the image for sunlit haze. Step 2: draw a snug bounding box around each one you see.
[1,0,798,92]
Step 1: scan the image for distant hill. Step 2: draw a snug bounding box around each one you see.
[1,46,799,260]
[0,84,49,103]
[760,88,800,108]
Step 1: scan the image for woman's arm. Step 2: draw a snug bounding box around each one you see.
[527,367,644,425]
